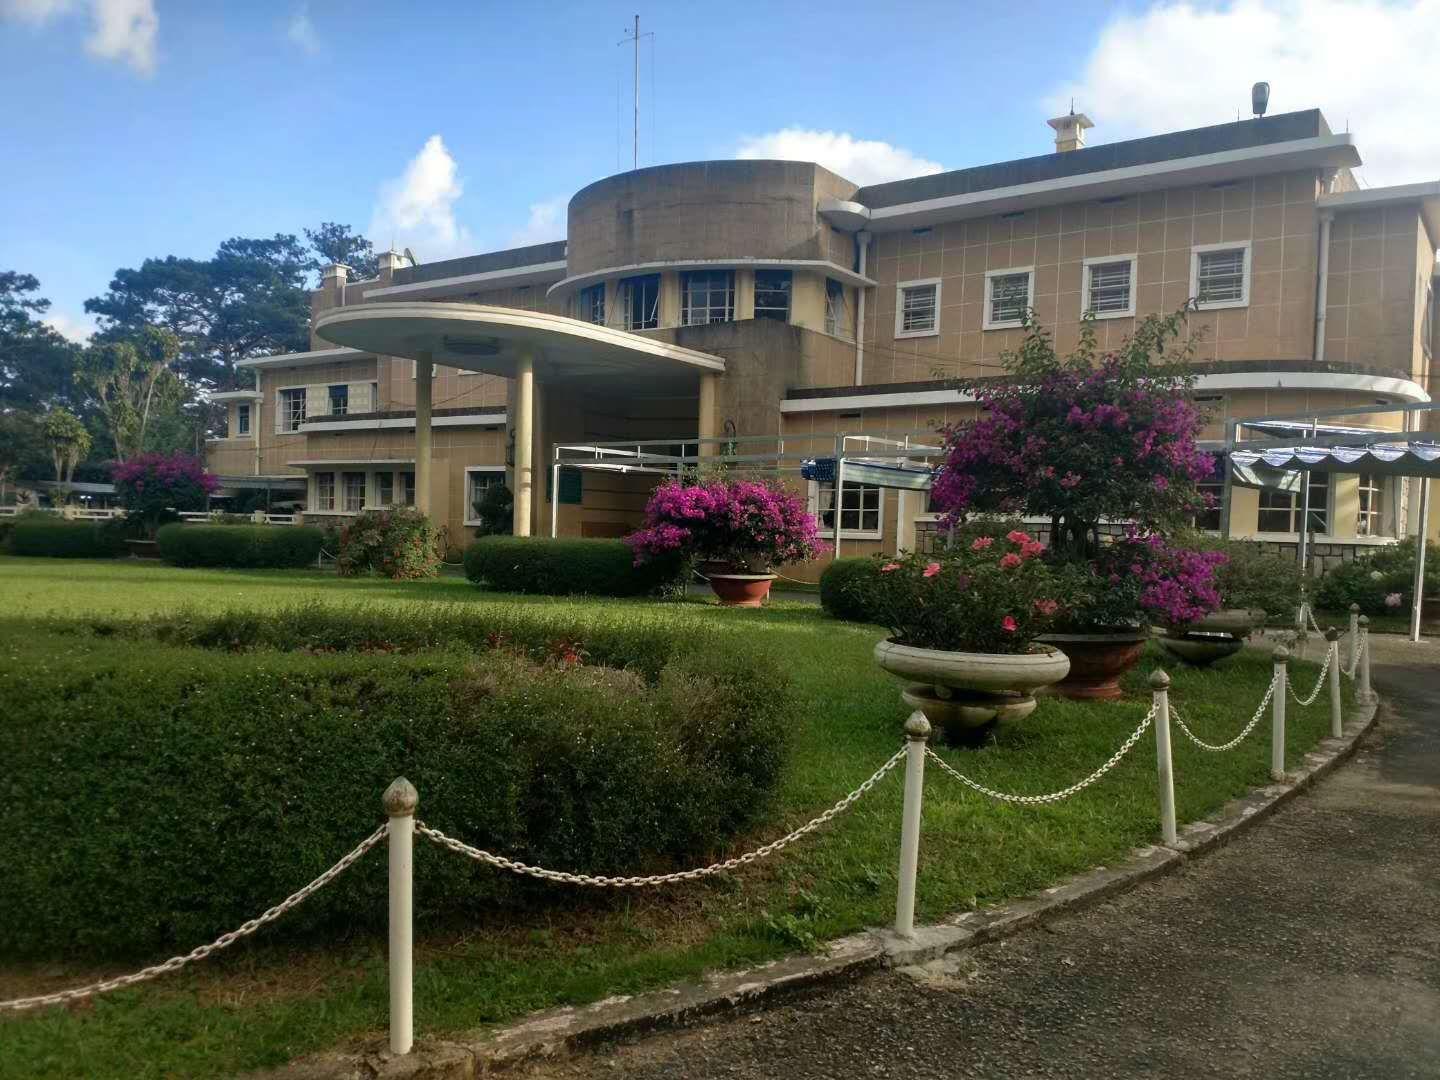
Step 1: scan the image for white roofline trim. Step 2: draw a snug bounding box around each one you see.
[236,347,369,370]
[1318,180,1440,244]
[300,411,507,433]
[288,459,417,468]
[548,258,876,298]
[780,369,1430,415]
[363,260,568,300]
[846,135,1360,234]
[206,390,263,401]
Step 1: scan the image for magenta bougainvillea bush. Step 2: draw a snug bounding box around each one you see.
[627,478,823,571]
[931,312,1216,557]
[865,529,1070,653]
[1094,531,1228,629]
[111,452,219,537]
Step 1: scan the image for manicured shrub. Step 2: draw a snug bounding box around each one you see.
[0,620,794,959]
[156,523,326,569]
[1172,530,1303,617]
[1315,543,1437,615]
[819,558,883,622]
[464,536,686,597]
[5,517,126,558]
[338,507,441,579]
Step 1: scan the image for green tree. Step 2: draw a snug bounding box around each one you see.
[0,271,82,410]
[74,327,185,462]
[42,408,92,495]
[0,411,49,502]
[304,222,379,281]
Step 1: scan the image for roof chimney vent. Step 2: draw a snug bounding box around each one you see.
[1047,111,1094,153]
[1251,81,1270,118]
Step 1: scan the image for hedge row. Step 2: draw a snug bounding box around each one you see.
[156,523,325,568]
[0,615,794,959]
[464,536,686,597]
[4,518,127,558]
[819,557,884,623]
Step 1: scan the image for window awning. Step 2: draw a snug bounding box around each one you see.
[801,457,935,490]
[1230,442,1440,479]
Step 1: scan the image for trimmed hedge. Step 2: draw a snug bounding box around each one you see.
[464,536,686,597]
[5,518,127,558]
[0,614,793,959]
[156,523,326,568]
[819,557,884,622]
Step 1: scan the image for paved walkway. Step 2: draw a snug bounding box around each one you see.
[522,637,1440,1079]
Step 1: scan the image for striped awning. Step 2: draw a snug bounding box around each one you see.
[1231,442,1440,479]
[801,457,935,490]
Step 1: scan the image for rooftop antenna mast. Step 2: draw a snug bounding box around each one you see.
[618,14,652,170]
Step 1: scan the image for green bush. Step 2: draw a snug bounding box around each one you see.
[1315,543,1437,615]
[156,523,325,568]
[0,619,793,959]
[5,517,127,558]
[338,507,441,579]
[819,558,884,622]
[1171,530,1304,617]
[464,536,686,597]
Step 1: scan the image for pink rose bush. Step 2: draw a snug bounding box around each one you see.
[865,530,1066,654]
[627,478,823,571]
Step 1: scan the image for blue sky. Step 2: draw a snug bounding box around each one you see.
[3,0,1437,340]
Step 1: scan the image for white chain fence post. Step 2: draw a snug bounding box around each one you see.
[1349,603,1360,672]
[1271,644,1289,782]
[894,711,931,940]
[1150,670,1177,847]
[384,778,418,1056]
[1358,616,1373,702]
[1325,627,1343,737]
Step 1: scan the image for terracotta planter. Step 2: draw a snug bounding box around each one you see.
[126,539,161,560]
[707,573,776,608]
[873,639,1070,745]
[1036,630,1149,701]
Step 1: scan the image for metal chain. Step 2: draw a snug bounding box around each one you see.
[1288,641,1334,707]
[0,824,387,1014]
[924,703,1156,805]
[1172,674,1277,752]
[1303,602,1326,637]
[1343,631,1365,680]
[419,747,907,887]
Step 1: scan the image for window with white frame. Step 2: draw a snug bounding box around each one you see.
[984,268,1033,329]
[374,471,394,507]
[401,471,415,506]
[314,471,336,512]
[621,274,660,330]
[753,270,792,322]
[328,384,349,416]
[1083,256,1136,318]
[1356,473,1384,536]
[577,283,605,325]
[895,279,939,337]
[279,388,306,431]
[236,403,251,436]
[465,468,506,523]
[824,277,849,337]
[342,472,365,512]
[1257,472,1329,534]
[681,270,735,325]
[812,480,883,538]
[1191,244,1250,308]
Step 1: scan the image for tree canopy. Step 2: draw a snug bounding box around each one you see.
[0,271,81,411]
[304,222,379,281]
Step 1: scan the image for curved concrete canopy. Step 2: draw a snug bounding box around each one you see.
[313,302,726,381]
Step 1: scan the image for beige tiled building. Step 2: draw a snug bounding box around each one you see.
[207,108,1440,570]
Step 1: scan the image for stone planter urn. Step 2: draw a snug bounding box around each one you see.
[1035,629,1150,700]
[873,639,1070,745]
[1156,608,1265,668]
[706,572,777,608]
[125,538,161,560]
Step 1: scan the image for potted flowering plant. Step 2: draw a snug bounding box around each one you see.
[931,311,1217,696]
[627,478,822,607]
[867,530,1071,743]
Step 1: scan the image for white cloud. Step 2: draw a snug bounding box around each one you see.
[1050,0,1440,186]
[507,196,567,248]
[368,135,471,261]
[2,0,157,76]
[734,128,943,186]
[286,2,319,55]
[44,310,97,343]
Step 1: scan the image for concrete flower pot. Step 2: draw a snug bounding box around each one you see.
[874,639,1070,745]
[1187,608,1266,637]
[707,573,776,608]
[1156,630,1245,667]
[1035,630,1150,701]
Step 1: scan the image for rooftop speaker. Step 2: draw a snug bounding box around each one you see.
[1252,82,1270,118]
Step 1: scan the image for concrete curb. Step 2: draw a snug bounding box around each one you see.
[268,692,1381,1079]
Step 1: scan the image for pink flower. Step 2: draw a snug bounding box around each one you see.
[880,562,901,573]
[922,562,942,578]
[999,553,1022,570]
[1034,598,1059,616]
[970,536,994,551]
[1385,592,1403,608]
[1001,615,1018,633]
[1059,472,1081,489]
[1005,530,1031,544]
[1020,540,1046,559]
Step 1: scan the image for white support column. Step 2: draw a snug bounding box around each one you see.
[1411,478,1430,643]
[383,778,418,1056]
[1326,627,1343,738]
[893,710,930,939]
[1271,645,1289,782]
[414,353,433,517]
[550,458,560,539]
[1349,603,1361,672]
[530,369,546,537]
[1358,616,1373,701]
[1150,670,1177,846]
[513,351,535,537]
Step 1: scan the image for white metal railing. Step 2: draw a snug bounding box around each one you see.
[0,507,297,525]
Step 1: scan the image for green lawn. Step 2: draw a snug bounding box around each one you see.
[0,556,1347,1079]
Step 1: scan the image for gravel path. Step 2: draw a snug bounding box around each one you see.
[520,636,1440,1079]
